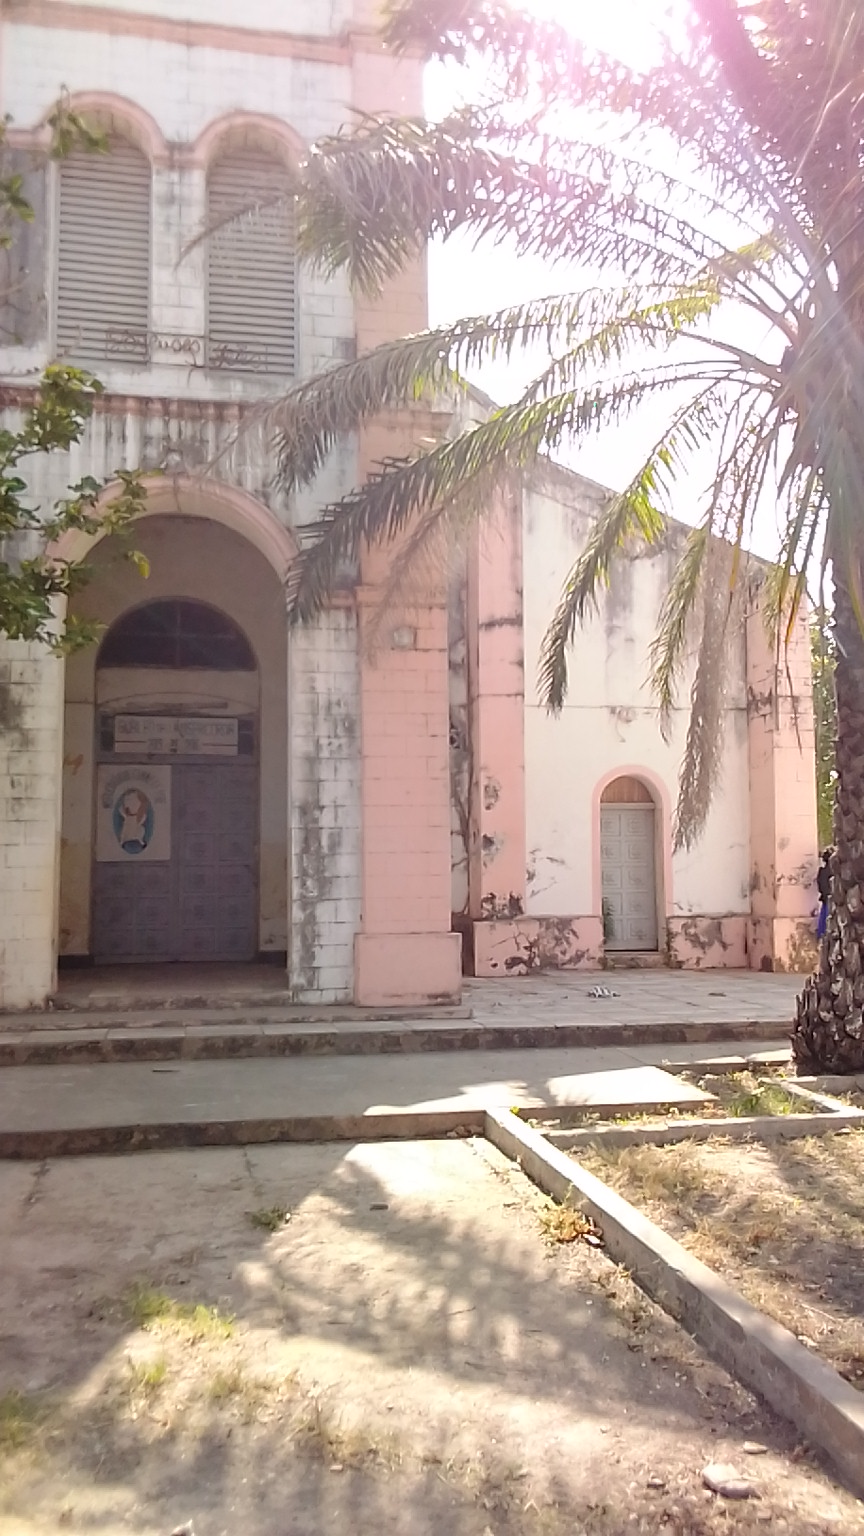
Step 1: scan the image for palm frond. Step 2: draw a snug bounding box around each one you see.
[538,385,733,713]
[674,536,737,851]
[286,359,748,623]
[297,113,789,302]
[254,284,728,495]
[649,522,710,740]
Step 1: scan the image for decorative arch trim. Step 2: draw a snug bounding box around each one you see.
[39,92,170,164]
[591,765,674,929]
[192,112,307,172]
[49,474,298,583]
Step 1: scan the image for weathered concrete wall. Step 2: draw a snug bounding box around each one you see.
[289,608,362,1003]
[448,570,471,920]
[746,597,819,973]
[519,466,752,964]
[0,637,64,1009]
[466,499,526,922]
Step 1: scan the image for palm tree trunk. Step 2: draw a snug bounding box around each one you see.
[794,576,864,1071]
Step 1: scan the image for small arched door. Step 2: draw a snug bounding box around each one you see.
[600,776,659,951]
[91,599,260,964]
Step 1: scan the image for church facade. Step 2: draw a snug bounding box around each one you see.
[0,0,819,1012]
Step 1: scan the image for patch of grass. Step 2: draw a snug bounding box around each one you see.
[208,1365,248,1402]
[0,1391,44,1453]
[727,1081,795,1117]
[247,1206,291,1232]
[124,1282,173,1327]
[584,1142,709,1205]
[127,1357,168,1394]
[123,1283,234,1340]
[292,1394,400,1468]
[173,1302,234,1340]
[207,1367,297,1424]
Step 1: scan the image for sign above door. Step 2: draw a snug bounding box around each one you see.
[112,715,239,757]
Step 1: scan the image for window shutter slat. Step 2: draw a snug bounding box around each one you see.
[56,137,151,365]
[207,151,296,377]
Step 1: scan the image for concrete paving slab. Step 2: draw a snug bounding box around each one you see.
[1,1051,689,1134]
[540,1065,711,1108]
[0,1045,740,1159]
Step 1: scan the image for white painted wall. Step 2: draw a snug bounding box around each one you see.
[42,0,353,32]
[522,467,751,923]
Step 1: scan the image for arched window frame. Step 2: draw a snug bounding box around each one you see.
[205,135,299,379]
[97,599,257,672]
[52,122,152,365]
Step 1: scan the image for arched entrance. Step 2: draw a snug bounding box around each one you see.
[600,776,659,952]
[59,507,289,967]
[92,599,259,962]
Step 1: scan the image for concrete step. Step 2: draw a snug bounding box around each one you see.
[604,952,669,969]
[0,1014,791,1068]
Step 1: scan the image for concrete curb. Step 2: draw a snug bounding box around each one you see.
[0,1108,486,1160]
[45,994,475,1017]
[0,1017,791,1068]
[484,1107,864,1499]
[544,1109,864,1152]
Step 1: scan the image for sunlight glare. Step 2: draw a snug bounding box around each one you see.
[523,0,682,67]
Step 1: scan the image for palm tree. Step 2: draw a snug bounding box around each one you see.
[269,0,864,1072]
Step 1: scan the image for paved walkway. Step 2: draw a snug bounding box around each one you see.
[469,969,801,1028]
[0,969,802,1068]
[3,968,802,1033]
[0,1036,791,1157]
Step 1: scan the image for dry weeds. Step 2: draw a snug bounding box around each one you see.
[580,1130,864,1385]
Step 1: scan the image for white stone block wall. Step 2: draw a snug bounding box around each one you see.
[43,0,354,36]
[0,638,64,1009]
[1,18,357,400]
[289,609,362,1001]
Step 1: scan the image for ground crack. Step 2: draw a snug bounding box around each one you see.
[22,1158,49,1213]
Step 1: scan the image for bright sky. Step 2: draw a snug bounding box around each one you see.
[426,0,784,557]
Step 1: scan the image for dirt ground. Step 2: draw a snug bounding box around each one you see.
[1,1138,862,1536]
[581,1128,864,1389]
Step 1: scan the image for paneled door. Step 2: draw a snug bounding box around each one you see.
[600,804,659,951]
[92,761,258,963]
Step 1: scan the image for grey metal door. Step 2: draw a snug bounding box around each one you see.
[92,762,258,963]
[600,805,659,951]
[174,763,258,961]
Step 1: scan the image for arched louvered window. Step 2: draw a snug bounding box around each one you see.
[56,134,151,365]
[207,149,296,377]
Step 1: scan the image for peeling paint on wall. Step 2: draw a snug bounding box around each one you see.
[473,915,604,976]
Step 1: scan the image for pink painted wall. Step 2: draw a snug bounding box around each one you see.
[746,594,819,971]
[350,38,461,1005]
[466,497,527,923]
